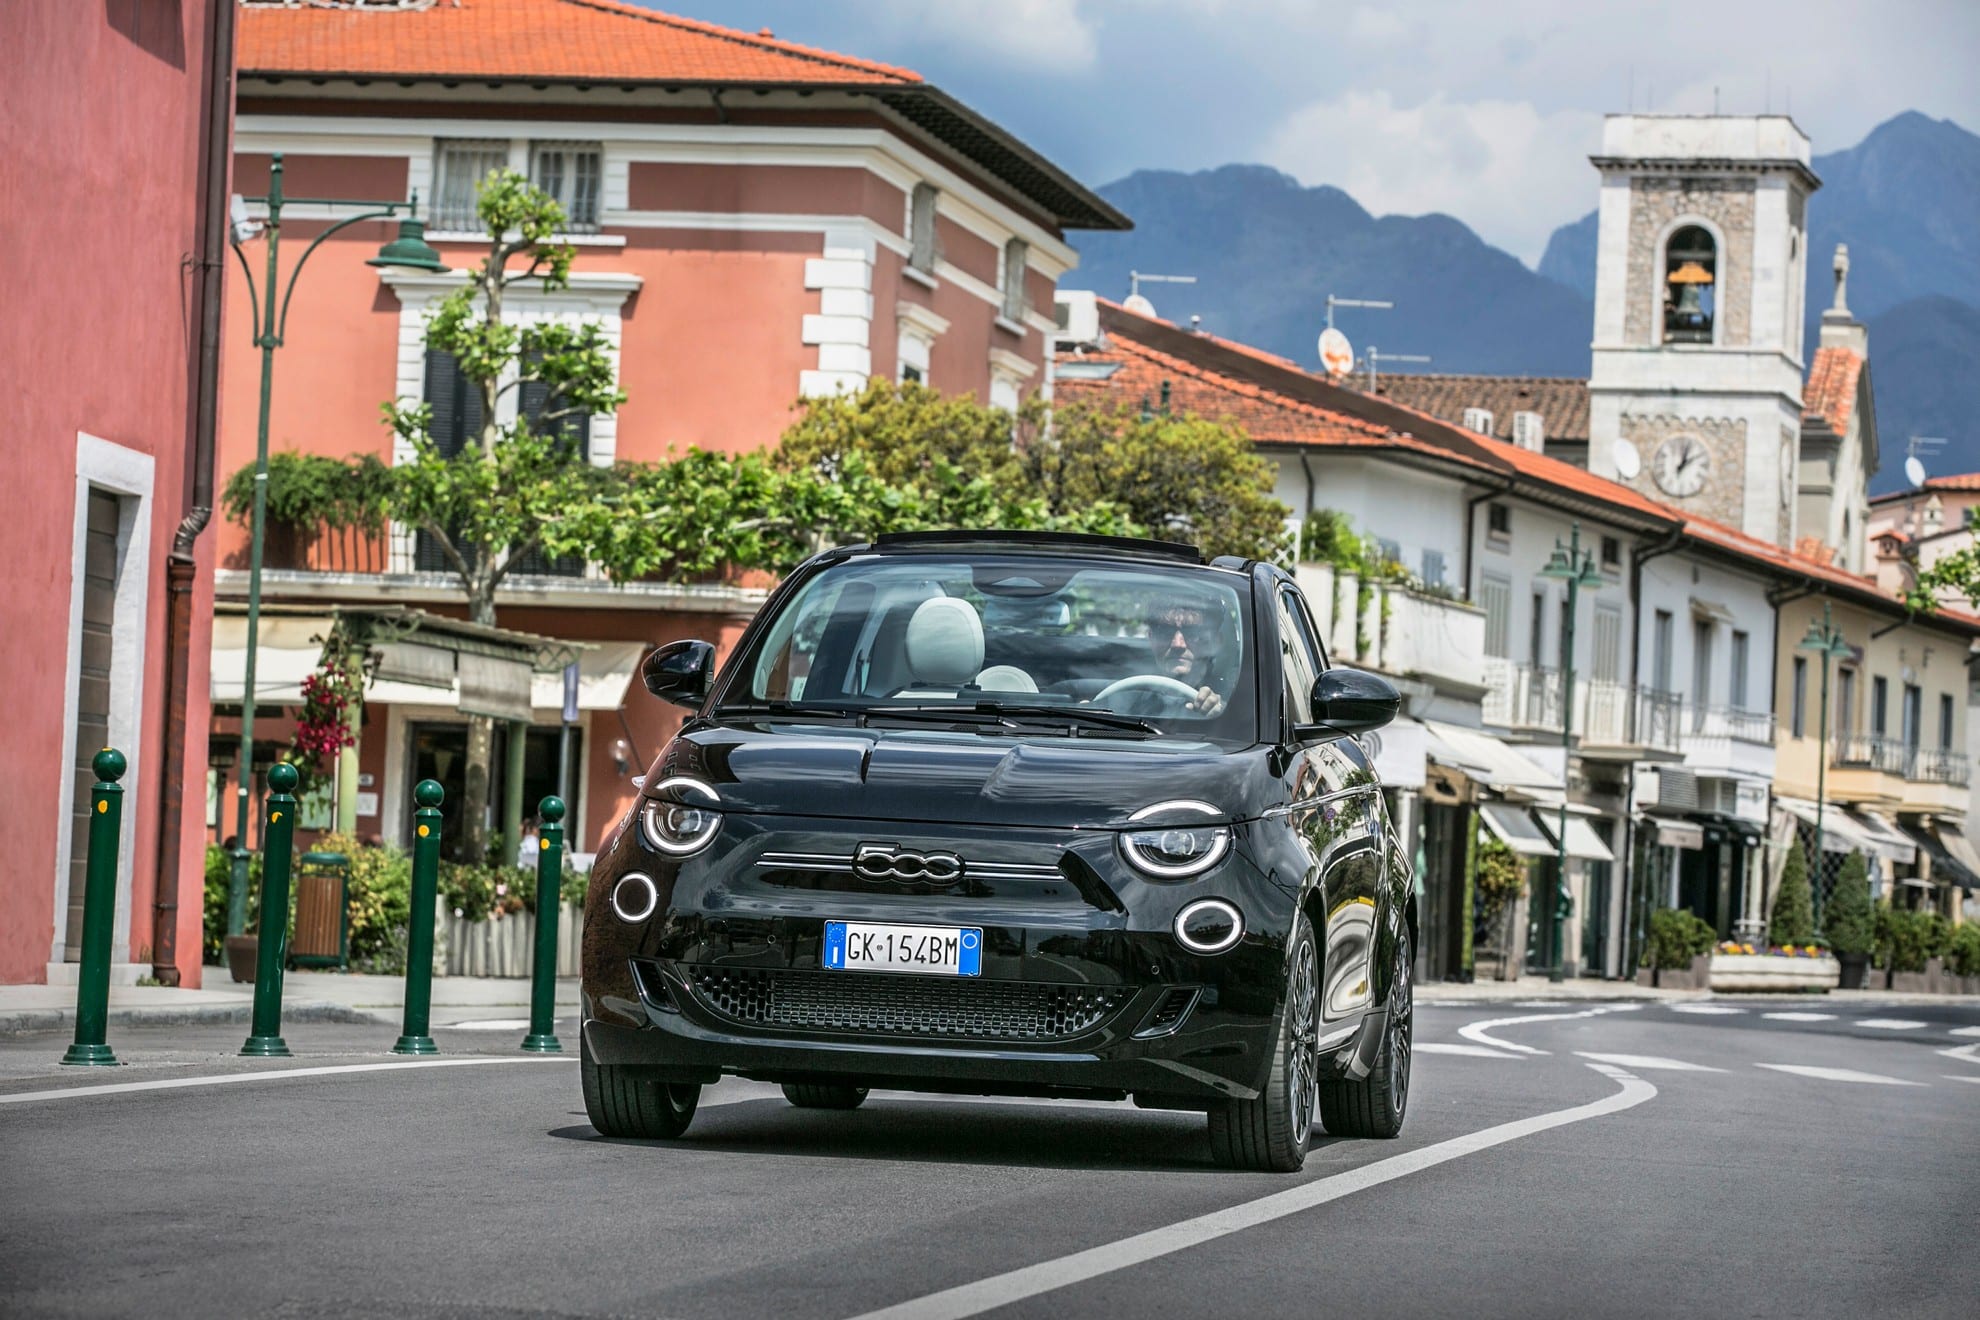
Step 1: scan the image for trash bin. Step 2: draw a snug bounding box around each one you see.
[291,851,350,970]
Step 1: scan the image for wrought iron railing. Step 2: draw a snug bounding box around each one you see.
[1910,748,1971,787]
[1833,733,1909,775]
[1686,704,1777,744]
[1481,661,1681,752]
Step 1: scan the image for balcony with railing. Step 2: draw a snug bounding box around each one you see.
[1480,660,1683,754]
[1680,703,1779,780]
[1293,564,1487,695]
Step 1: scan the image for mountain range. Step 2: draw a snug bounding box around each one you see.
[1071,112,1979,493]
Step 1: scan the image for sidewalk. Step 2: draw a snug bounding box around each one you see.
[1419,975,1980,1006]
[0,971,580,1036]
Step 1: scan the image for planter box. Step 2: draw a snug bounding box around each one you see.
[1708,952,1840,993]
[1641,953,1712,989]
[1888,957,1947,994]
[442,902,585,979]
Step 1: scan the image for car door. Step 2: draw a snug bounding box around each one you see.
[1273,582,1381,1023]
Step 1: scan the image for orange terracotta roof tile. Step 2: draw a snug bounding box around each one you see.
[1924,473,1980,492]
[1803,345,1863,434]
[238,0,922,86]
[1794,536,1839,566]
[1354,373,1590,445]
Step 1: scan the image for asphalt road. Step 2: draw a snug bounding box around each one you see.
[1,998,1975,1319]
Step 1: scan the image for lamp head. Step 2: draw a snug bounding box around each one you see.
[1797,618,1836,655]
[367,214,448,274]
[1539,541,1576,580]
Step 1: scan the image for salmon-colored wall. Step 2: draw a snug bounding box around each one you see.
[937,217,999,287]
[2,1,224,984]
[628,162,903,230]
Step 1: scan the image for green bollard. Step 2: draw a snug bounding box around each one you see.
[62,749,128,1067]
[521,796,566,1053]
[393,779,444,1055]
[241,762,299,1057]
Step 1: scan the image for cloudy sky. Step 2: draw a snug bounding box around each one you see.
[651,0,1979,264]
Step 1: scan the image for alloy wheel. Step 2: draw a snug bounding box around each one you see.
[1287,934,1319,1135]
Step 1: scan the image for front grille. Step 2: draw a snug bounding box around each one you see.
[684,966,1127,1042]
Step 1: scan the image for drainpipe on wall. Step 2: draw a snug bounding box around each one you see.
[151,0,236,986]
[1460,477,1516,598]
[1619,521,1684,972]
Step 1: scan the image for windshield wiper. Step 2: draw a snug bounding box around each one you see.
[717,700,868,724]
[967,701,1163,736]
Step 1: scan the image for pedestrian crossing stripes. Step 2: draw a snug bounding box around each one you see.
[1670,1004,1744,1015]
[1762,1011,1835,1022]
[1856,1019,1928,1030]
[1949,1026,1980,1038]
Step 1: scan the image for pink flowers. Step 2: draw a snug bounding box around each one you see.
[293,665,359,768]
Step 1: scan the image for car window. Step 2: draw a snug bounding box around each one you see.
[729,554,1256,741]
[1277,586,1323,725]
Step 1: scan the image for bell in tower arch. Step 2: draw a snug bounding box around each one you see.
[1663,226,1717,343]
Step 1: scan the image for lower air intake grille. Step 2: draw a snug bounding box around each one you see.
[684,967,1126,1041]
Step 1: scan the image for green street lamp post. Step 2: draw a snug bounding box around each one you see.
[225,152,447,934]
[1538,522,1604,983]
[1797,602,1854,920]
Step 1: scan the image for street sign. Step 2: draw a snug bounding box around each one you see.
[1318,327,1354,377]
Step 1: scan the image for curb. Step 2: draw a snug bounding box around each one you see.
[0,1000,388,1037]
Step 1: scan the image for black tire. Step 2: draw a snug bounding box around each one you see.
[1208,913,1319,1172]
[781,1082,869,1110]
[580,1034,700,1139]
[1318,928,1411,1139]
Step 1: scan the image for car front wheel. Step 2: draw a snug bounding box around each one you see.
[581,1034,700,1140]
[1207,912,1319,1172]
[1318,929,1411,1139]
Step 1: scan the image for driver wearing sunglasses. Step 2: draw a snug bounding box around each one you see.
[1145,603,1228,716]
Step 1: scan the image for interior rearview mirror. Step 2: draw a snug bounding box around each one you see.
[1299,667,1400,739]
[642,639,716,710]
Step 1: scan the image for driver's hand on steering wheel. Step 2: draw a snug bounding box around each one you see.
[1187,686,1226,716]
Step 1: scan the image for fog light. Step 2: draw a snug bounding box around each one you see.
[1174,898,1243,954]
[611,872,659,924]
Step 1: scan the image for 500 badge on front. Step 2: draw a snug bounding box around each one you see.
[823,921,983,976]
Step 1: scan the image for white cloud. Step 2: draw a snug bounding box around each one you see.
[1258,91,1603,264]
[871,0,1099,74]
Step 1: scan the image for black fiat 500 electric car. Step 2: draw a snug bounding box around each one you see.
[580,531,1412,1171]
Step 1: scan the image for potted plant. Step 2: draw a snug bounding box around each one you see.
[1768,841,1816,948]
[1642,908,1715,988]
[1822,851,1874,988]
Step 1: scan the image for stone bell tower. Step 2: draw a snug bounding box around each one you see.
[1584,115,1820,546]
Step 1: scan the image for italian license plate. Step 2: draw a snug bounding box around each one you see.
[823,921,983,976]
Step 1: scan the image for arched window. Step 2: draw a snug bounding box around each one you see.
[1663,225,1717,343]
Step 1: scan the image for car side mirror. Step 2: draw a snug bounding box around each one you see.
[642,640,715,710]
[1297,667,1400,739]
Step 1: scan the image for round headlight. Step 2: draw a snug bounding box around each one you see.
[639,777,722,855]
[1174,898,1244,954]
[611,872,659,924]
[1120,800,1231,878]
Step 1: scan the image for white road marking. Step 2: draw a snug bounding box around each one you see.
[1944,1075,1980,1085]
[1417,1043,1522,1059]
[1755,1064,1925,1087]
[1856,1019,1927,1030]
[1574,1052,1725,1073]
[847,1065,1657,1320]
[1949,1026,1980,1038]
[1457,1004,1642,1056]
[439,1019,533,1031]
[0,1056,574,1107]
[1762,1012,1836,1022]
[1936,1042,1980,1065]
[1670,1004,1744,1015]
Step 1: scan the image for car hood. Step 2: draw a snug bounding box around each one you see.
[652,723,1280,827]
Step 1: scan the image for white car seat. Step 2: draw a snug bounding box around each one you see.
[974,664,1038,693]
[901,596,985,692]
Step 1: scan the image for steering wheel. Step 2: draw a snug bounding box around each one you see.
[1094,674,1200,709]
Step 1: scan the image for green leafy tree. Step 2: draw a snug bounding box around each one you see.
[772,381,1289,561]
[1821,851,1874,956]
[1769,841,1816,947]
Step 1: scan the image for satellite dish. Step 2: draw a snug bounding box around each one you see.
[1905,455,1927,487]
[1613,440,1642,481]
[1122,293,1157,317]
[1318,327,1355,378]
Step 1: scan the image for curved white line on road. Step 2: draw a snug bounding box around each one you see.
[1945,1075,1980,1084]
[1574,1052,1724,1073]
[1755,1064,1925,1087]
[1936,1042,1980,1065]
[1417,1043,1522,1059]
[847,1065,1658,1320]
[1457,1004,1643,1056]
[0,1056,574,1107]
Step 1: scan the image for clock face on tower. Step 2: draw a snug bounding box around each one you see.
[1653,433,1711,498]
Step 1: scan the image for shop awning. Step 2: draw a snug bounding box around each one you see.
[1847,809,1917,866]
[529,642,644,712]
[1423,721,1562,793]
[1775,797,1877,856]
[1651,819,1706,850]
[1539,814,1617,863]
[1938,824,1980,883]
[1895,819,1980,892]
[1478,803,1558,857]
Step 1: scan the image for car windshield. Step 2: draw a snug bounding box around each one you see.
[723,553,1255,741]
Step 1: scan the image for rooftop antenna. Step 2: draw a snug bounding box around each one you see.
[1125,270,1195,318]
[1325,294,1394,330]
[1903,436,1948,537]
[1364,347,1431,394]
